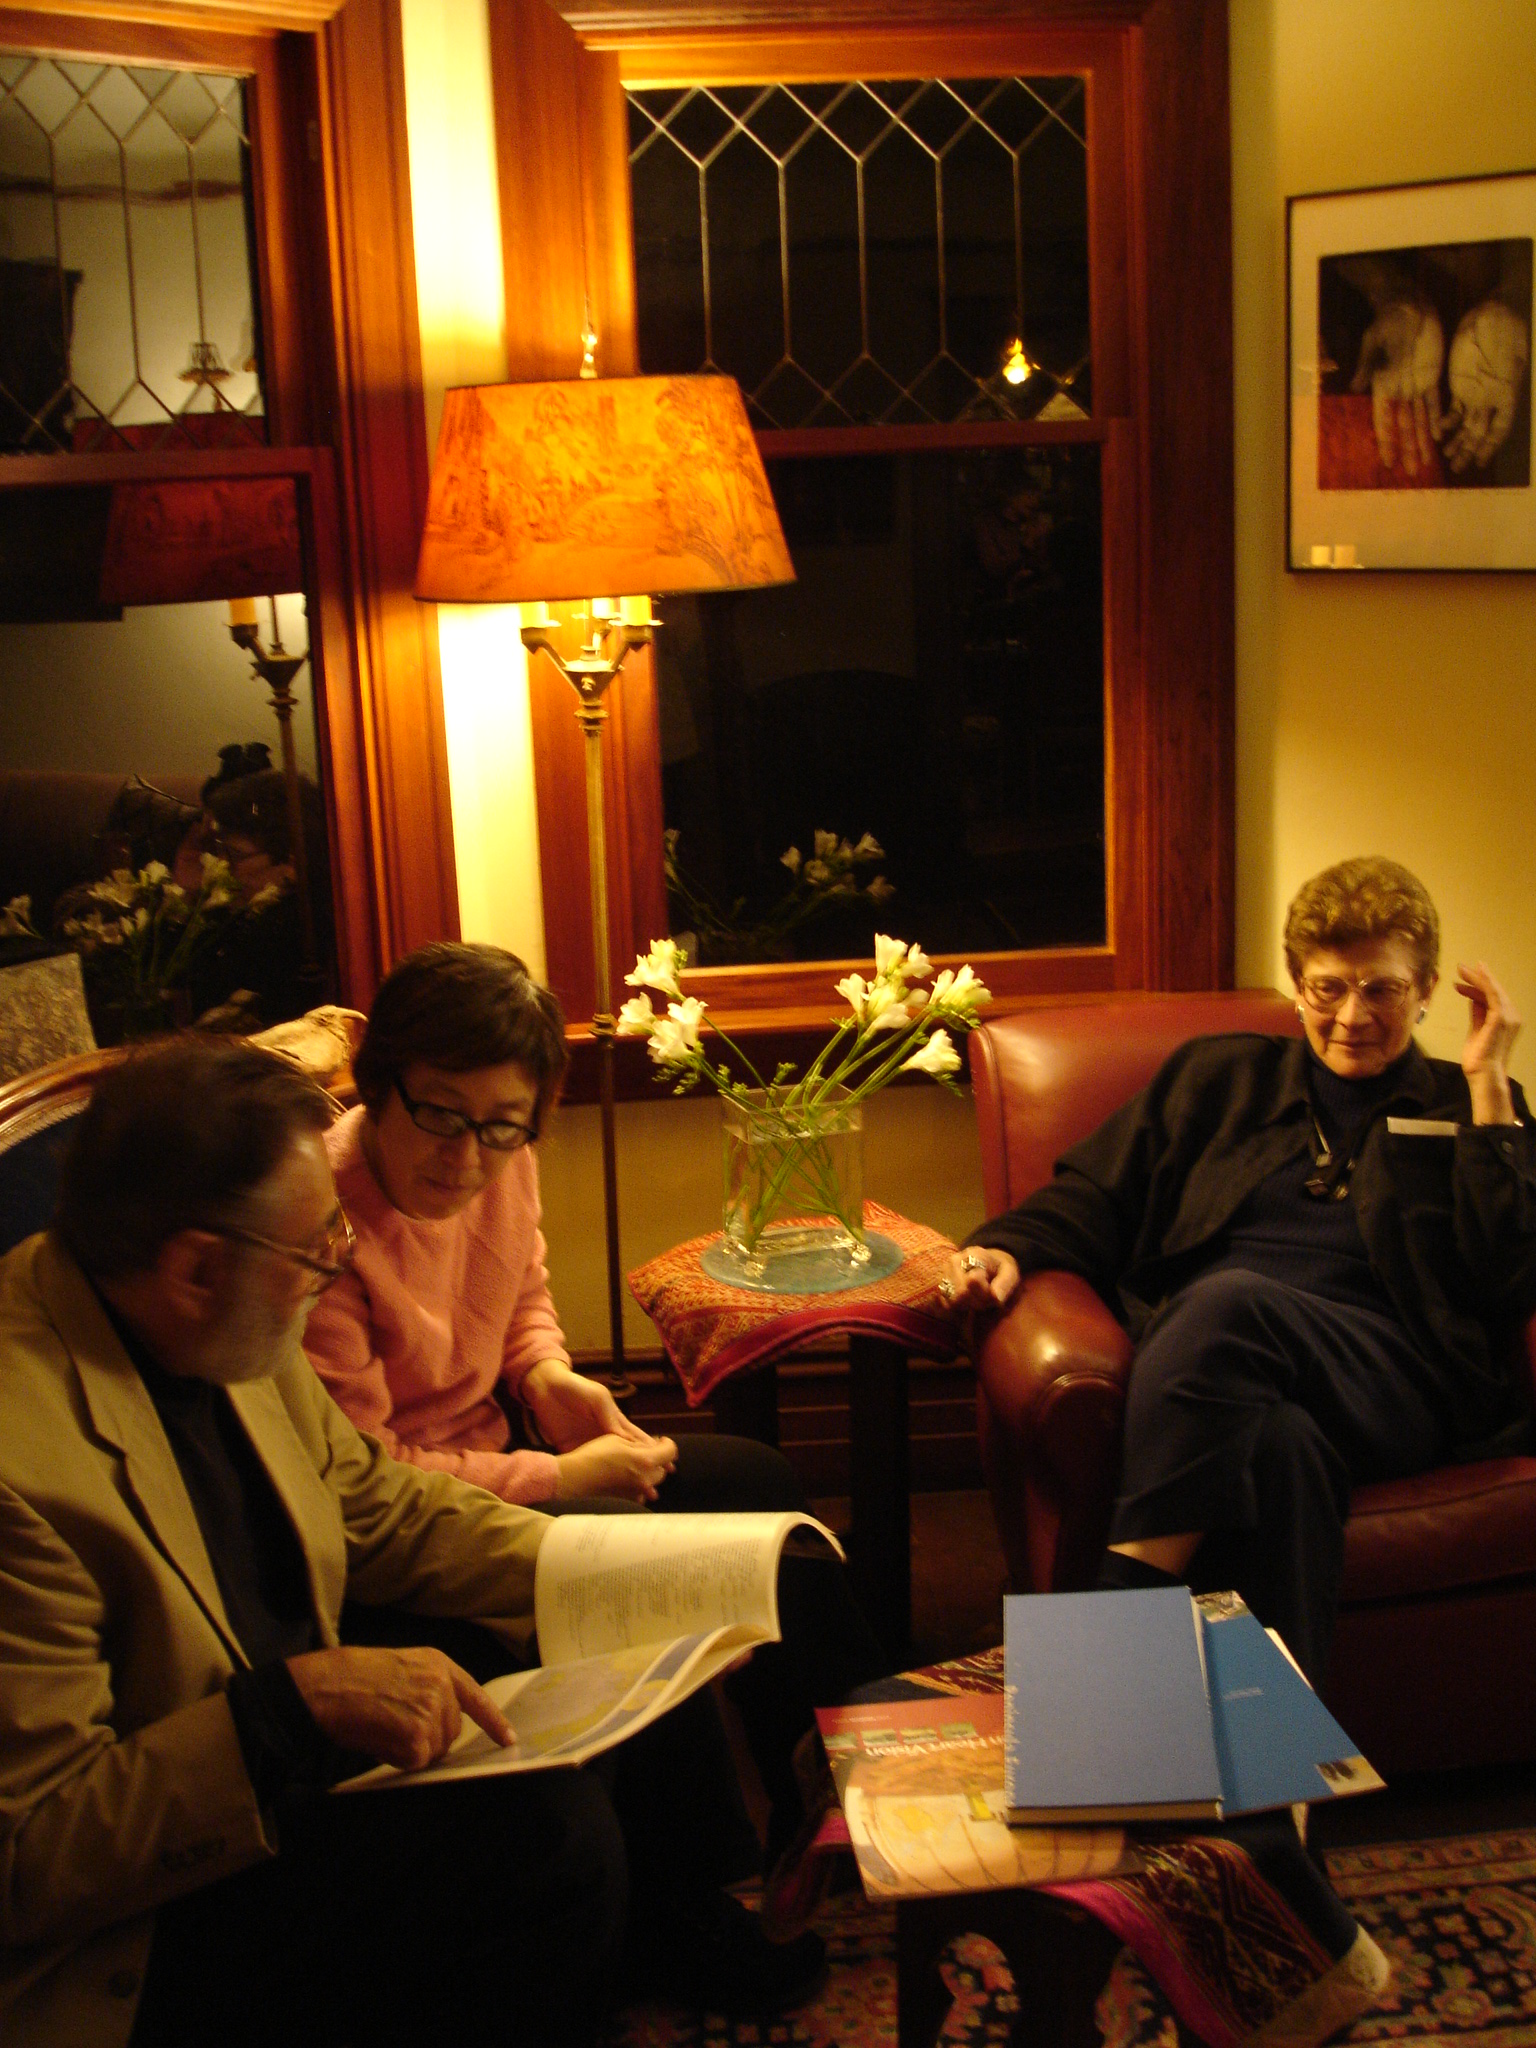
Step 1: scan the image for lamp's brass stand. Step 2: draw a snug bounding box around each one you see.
[520,609,654,1380]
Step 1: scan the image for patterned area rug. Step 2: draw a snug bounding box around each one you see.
[606,1832,1536,2047]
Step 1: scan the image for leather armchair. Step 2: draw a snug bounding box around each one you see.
[969,991,1536,1774]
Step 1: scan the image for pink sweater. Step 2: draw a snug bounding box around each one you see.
[302,1105,568,1503]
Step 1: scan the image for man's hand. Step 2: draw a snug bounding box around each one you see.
[938,1246,1020,1312]
[554,1431,678,1503]
[1456,960,1521,1126]
[1438,301,1530,472]
[1349,299,1445,474]
[285,1645,516,1771]
[520,1358,652,1450]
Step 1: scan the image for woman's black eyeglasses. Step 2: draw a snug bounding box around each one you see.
[394,1077,536,1152]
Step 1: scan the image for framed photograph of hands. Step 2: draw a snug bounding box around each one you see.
[1287,170,1535,570]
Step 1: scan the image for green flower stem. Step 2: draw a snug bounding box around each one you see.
[728,1108,863,1251]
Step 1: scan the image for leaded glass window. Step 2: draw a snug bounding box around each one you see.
[0,53,263,452]
[629,77,1089,429]
[629,74,1104,965]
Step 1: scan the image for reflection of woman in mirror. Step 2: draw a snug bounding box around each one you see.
[177,766,334,1024]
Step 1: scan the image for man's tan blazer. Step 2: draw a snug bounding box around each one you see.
[0,1233,549,2048]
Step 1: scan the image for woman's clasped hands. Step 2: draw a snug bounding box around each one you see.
[520,1357,679,1502]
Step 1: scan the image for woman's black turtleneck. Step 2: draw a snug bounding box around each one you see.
[1205,1045,1418,1319]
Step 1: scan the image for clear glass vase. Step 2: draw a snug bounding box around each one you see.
[719,1085,869,1286]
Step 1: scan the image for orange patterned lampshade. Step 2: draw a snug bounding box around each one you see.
[414,374,794,605]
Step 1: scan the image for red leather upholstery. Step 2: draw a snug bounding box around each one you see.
[969,991,1536,1773]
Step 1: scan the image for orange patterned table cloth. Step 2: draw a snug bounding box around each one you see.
[626,1201,961,1406]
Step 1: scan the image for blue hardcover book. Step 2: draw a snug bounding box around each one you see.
[1003,1588,1224,1825]
[1202,1607,1383,1816]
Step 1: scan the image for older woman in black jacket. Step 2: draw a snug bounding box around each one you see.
[945,857,1536,1680]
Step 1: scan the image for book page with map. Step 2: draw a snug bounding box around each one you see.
[816,1696,1136,1899]
[341,1512,841,1791]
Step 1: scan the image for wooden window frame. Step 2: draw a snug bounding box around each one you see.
[489,0,1235,1073]
[0,0,461,1009]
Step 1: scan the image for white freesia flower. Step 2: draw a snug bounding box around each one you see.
[670,996,706,1042]
[813,829,838,861]
[803,859,831,886]
[901,1028,961,1078]
[649,996,707,1065]
[866,875,895,903]
[625,938,686,1000]
[781,845,802,874]
[873,934,908,980]
[863,980,904,1027]
[615,993,658,1037]
[904,944,933,981]
[835,972,870,1021]
[852,833,884,861]
[141,861,170,885]
[928,964,990,1019]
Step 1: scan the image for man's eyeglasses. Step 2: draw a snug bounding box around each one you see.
[216,1205,356,1283]
[1299,974,1415,1017]
[394,1077,536,1152]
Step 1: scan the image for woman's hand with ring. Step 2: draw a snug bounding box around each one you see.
[940,1246,1020,1312]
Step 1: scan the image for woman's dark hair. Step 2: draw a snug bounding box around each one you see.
[351,943,568,1133]
[206,768,324,868]
[55,1040,334,1280]
[1283,857,1440,986]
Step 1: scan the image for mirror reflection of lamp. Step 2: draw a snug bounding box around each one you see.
[414,372,794,1373]
[225,596,322,999]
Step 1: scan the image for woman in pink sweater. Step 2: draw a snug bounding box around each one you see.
[306,942,796,1510]
[305,943,884,1898]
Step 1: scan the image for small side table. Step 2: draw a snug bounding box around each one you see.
[627,1202,960,1661]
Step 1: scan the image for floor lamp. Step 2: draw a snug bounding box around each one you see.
[414,374,793,1375]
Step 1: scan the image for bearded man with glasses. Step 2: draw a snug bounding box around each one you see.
[945,855,1535,1684]
[0,1039,828,2048]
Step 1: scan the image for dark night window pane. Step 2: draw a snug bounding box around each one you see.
[704,127,783,388]
[656,447,1105,964]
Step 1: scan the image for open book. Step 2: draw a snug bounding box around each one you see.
[340,1510,841,1791]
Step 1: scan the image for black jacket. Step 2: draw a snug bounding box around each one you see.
[968,1033,1536,1452]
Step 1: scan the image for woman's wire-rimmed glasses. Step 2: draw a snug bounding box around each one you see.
[394,1077,536,1152]
[215,1205,357,1284]
[1299,973,1416,1017]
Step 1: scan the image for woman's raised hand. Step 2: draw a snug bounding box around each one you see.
[1455,960,1521,1124]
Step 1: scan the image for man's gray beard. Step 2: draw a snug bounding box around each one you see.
[191,1275,316,1385]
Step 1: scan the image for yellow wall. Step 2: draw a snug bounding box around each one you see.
[400,0,549,981]
[1230,0,1536,1077]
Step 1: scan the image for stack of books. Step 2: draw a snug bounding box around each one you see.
[814,1590,1381,1904]
[1002,1586,1382,1826]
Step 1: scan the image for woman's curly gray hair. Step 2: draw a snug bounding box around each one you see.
[1283,857,1440,987]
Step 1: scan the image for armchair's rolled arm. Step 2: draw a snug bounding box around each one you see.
[974,1270,1133,1596]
